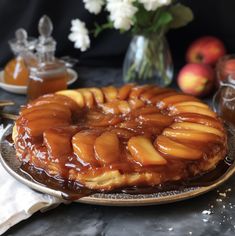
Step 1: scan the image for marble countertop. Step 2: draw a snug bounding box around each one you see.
[1,67,235,236]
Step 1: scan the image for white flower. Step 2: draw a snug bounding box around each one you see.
[68,19,90,51]
[106,0,138,31]
[139,0,172,11]
[83,0,104,14]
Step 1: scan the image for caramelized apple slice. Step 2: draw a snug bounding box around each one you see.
[87,111,122,127]
[170,122,224,137]
[139,114,173,126]
[20,103,71,117]
[99,102,120,114]
[140,87,174,102]
[172,101,208,109]
[174,113,223,130]
[119,120,140,130]
[157,94,199,109]
[72,131,99,166]
[128,136,167,165]
[21,109,71,122]
[169,105,216,118]
[150,92,179,104]
[44,127,77,158]
[163,128,222,143]
[94,132,120,165]
[26,118,69,137]
[117,83,135,100]
[88,88,104,104]
[128,99,145,110]
[30,94,79,112]
[77,89,95,108]
[100,101,131,114]
[102,86,118,102]
[130,106,159,117]
[117,101,131,114]
[129,85,153,99]
[110,128,136,139]
[56,90,85,107]
[155,135,203,160]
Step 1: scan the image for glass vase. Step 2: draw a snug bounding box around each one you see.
[123,35,173,86]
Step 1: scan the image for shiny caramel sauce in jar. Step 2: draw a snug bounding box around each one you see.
[213,76,235,126]
[27,63,68,101]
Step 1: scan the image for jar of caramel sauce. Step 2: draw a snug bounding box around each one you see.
[28,63,68,100]
[213,76,235,126]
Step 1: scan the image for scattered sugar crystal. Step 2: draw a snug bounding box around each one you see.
[202,210,212,215]
[168,227,174,232]
[222,205,226,209]
[219,192,227,197]
[216,198,222,202]
[203,219,209,222]
[226,188,231,192]
[188,232,192,235]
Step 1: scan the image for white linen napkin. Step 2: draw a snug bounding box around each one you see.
[0,125,61,235]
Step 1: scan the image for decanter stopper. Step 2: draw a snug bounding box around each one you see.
[37,15,56,54]
[38,15,53,38]
[15,29,27,45]
[9,28,35,54]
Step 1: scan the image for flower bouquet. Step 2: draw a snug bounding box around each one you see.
[69,0,193,86]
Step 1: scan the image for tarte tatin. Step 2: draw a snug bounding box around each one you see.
[13,84,227,192]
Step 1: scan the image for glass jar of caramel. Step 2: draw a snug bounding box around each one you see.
[4,29,36,86]
[27,15,68,101]
[213,76,235,127]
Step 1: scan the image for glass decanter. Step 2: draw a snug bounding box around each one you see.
[4,29,36,86]
[27,15,68,101]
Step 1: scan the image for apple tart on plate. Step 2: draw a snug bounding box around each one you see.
[12,84,227,193]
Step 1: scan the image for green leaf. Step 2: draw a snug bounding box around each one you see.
[169,3,194,29]
[153,11,173,32]
[93,21,113,37]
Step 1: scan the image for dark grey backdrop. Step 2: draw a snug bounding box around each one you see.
[0,0,234,68]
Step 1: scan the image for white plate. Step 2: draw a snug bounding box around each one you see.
[0,68,78,95]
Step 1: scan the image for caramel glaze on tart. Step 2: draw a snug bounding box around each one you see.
[13,84,228,192]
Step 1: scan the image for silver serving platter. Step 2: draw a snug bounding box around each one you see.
[0,125,235,206]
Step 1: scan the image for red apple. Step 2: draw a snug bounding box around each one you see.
[177,63,215,97]
[186,36,226,66]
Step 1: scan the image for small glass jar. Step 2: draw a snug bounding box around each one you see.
[213,75,235,127]
[216,54,235,84]
[28,63,68,101]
